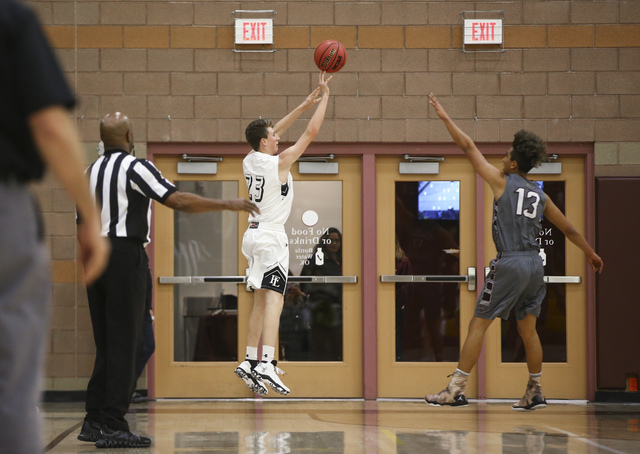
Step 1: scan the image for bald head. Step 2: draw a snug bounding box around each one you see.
[100,112,133,152]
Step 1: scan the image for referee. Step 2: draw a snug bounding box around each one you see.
[78,112,258,448]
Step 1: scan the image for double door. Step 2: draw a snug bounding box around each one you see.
[376,154,588,399]
[152,151,589,399]
[153,155,362,398]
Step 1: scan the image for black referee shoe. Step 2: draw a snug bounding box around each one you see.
[95,430,152,448]
[77,418,113,442]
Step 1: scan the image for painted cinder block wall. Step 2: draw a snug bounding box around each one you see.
[25,0,639,392]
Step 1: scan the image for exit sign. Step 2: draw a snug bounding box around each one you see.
[463,19,503,45]
[235,19,274,44]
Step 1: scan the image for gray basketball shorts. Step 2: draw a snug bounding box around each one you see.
[474,250,546,321]
[242,223,289,295]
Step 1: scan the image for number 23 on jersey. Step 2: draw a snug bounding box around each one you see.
[245,174,265,203]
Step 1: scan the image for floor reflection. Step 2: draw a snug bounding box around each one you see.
[244,431,343,454]
[42,400,640,453]
[506,429,569,454]
[397,431,469,454]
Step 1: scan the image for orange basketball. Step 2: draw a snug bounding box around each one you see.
[314,40,347,73]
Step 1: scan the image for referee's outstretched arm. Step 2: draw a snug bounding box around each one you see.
[164,191,259,216]
[98,111,259,218]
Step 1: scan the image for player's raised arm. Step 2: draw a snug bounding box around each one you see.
[429,94,505,196]
[273,86,322,137]
[278,71,332,176]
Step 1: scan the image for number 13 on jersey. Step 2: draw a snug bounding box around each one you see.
[514,187,541,219]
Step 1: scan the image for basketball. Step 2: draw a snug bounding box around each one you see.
[314,40,347,73]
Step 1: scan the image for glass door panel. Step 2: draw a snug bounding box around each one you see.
[282,180,344,362]
[395,181,461,362]
[172,181,239,362]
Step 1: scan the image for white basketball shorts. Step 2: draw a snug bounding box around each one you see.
[242,222,289,294]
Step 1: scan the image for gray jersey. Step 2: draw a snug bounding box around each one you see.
[492,173,546,252]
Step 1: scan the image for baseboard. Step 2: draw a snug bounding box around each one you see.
[40,391,640,403]
[43,390,148,403]
[594,390,640,403]
[43,390,86,402]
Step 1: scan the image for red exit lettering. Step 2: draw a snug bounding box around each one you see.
[472,22,496,41]
[243,22,267,41]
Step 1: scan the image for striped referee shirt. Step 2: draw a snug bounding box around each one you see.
[87,149,176,245]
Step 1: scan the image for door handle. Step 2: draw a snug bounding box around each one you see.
[288,276,358,284]
[483,268,582,284]
[158,276,192,284]
[158,276,245,284]
[380,267,476,292]
[543,276,581,284]
[158,275,358,284]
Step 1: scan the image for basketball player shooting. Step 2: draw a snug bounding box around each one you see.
[424,93,603,411]
[235,71,332,396]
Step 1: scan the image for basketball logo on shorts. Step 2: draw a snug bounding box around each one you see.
[262,266,287,294]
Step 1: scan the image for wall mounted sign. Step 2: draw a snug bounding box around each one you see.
[234,18,274,44]
[460,10,505,53]
[463,19,503,45]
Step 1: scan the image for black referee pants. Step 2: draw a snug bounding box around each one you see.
[85,238,148,431]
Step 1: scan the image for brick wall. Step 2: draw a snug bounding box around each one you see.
[25,0,640,391]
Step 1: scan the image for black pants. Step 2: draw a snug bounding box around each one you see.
[85,238,148,431]
[135,267,155,380]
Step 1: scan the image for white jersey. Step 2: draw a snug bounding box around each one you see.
[243,151,293,225]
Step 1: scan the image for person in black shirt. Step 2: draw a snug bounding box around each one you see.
[79,112,258,448]
[0,2,109,453]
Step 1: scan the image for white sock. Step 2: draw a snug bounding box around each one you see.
[529,372,542,383]
[450,369,469,391]
[245,347,258,361]
[262,345,275,362]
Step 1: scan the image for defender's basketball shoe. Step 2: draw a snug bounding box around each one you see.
[512,380,547,411]
[253,360,290,395]
[235,360,268,395]
[425,372,469,407]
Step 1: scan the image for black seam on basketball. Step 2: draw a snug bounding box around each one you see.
[320,47,337,70]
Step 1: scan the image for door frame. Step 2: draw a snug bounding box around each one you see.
[146,142,596,401]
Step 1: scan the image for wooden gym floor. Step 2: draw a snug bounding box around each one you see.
[42,399,640,453]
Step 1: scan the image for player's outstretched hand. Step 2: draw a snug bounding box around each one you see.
[429,93,448,120]
[302,86,322,109]
[588,253,604,273]
[227,198,260,216]
[319,71,332,96]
